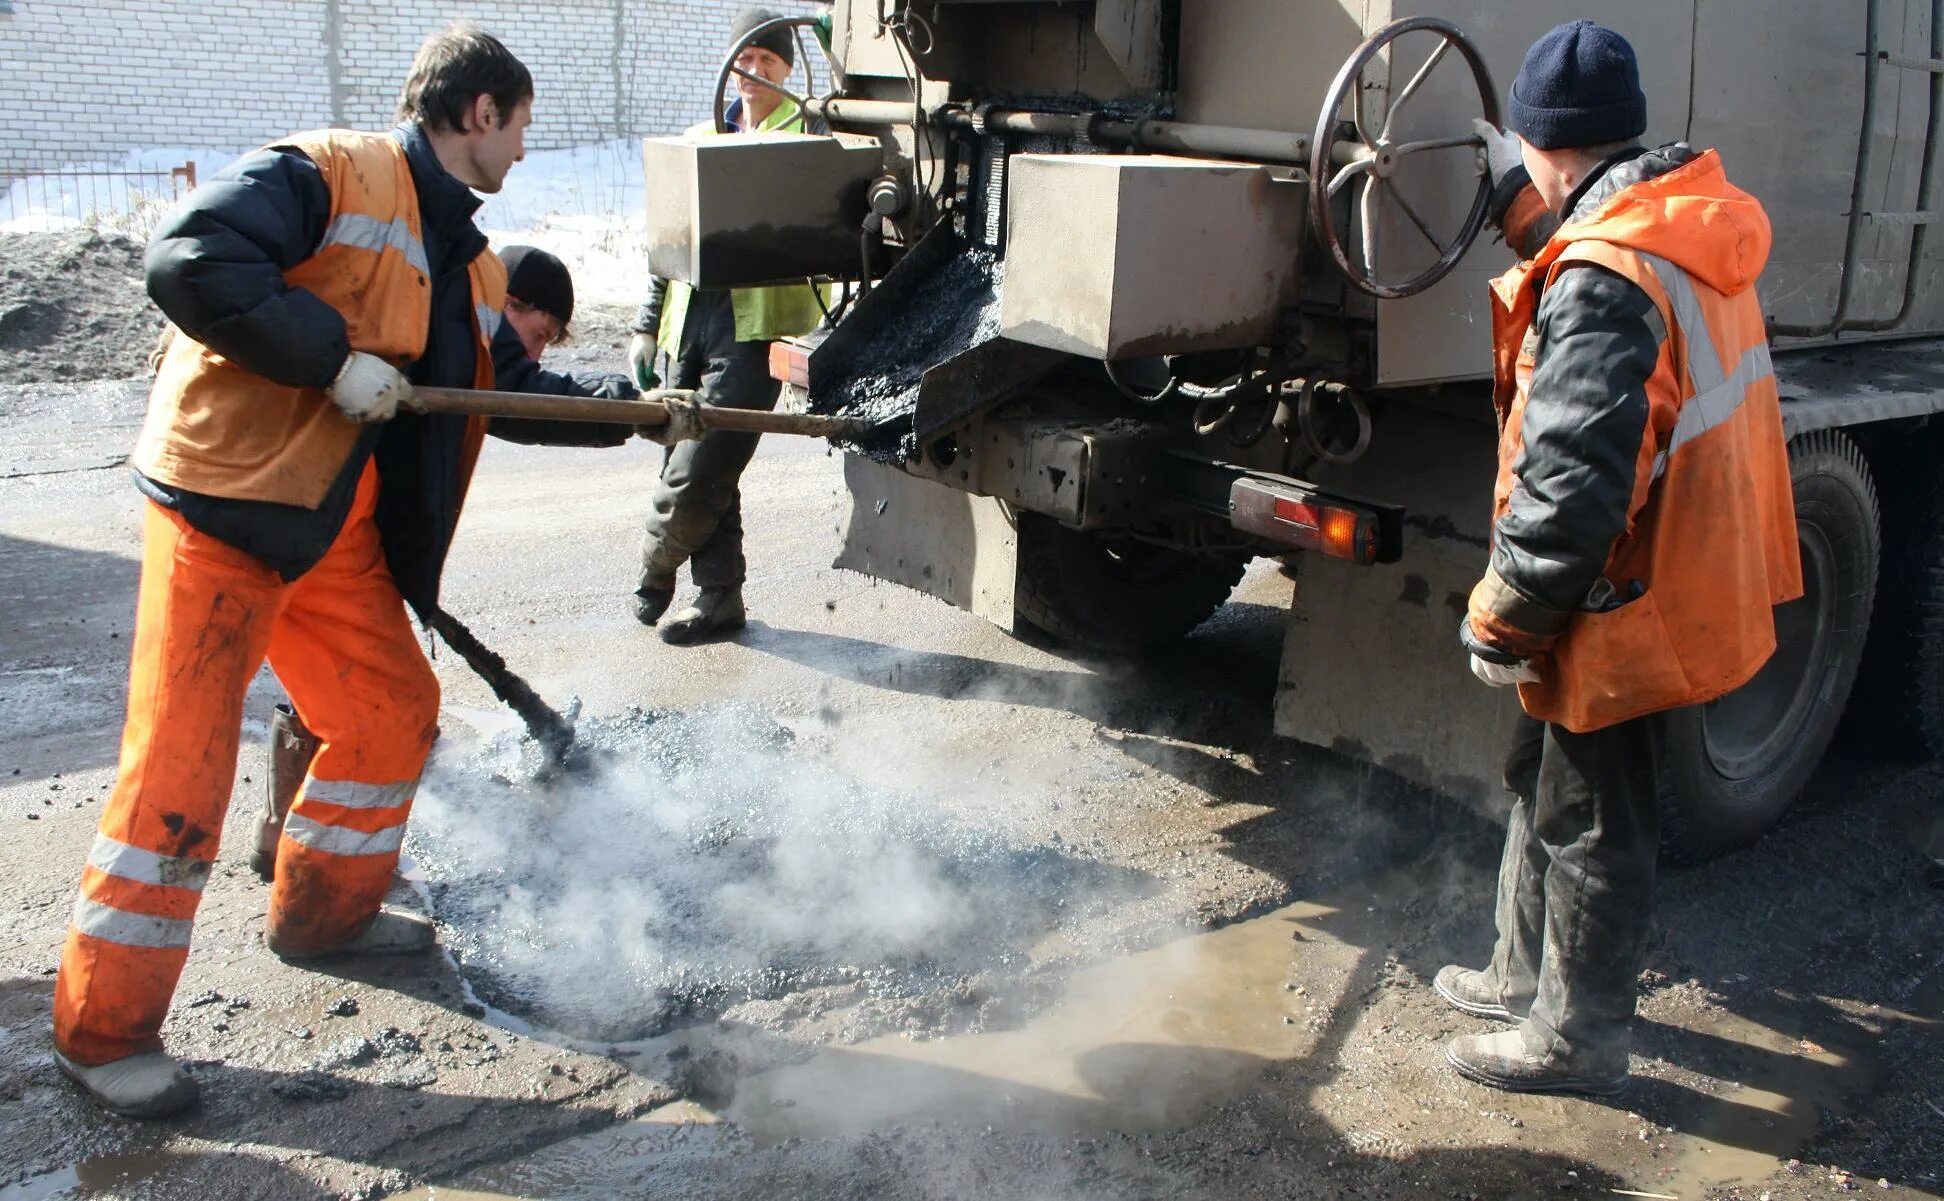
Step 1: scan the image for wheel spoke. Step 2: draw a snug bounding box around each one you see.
[1328,157,1374,198]
[1391,133,1482,157]
[1360,179,1381,275]
[1381,39,1450,140]
[1384,179,1445,252]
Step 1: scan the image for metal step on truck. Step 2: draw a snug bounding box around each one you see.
[644,0,1944,860]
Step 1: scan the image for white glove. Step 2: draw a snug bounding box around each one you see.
[628,332,660,391]
[1472,118,1523,188]
[1471,654,1541,687]
[637,392,707,446]
[328,351,412,423]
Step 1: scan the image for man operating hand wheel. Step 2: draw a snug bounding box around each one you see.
[1441,21,1801,1097]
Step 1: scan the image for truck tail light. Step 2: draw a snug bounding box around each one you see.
[769,338,813,388]
[1229,478,1385,564]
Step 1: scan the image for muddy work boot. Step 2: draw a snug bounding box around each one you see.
[1433,964,1518,1022]
[251,704,321,883]
[269,908,437,961]
[53,1049,200,1118]
[659,586,745,645]
[633,574,677,627]
[1445,1028,1629,1097]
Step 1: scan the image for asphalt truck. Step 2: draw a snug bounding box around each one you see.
[643,0,1944,860]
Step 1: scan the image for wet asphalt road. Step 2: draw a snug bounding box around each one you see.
[1,333,1940,1200]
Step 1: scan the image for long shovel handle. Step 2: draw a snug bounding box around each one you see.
[407,386,873,440]
[424,606,579,770]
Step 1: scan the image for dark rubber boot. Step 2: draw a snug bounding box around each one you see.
[633,575,677,627]
[251,704,320,883]
[660,586,746,645]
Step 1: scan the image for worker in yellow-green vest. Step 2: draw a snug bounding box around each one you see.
[626,6,825,643]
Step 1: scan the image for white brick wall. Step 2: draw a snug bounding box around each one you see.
[0,0,815,170]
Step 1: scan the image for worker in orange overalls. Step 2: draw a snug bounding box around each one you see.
[53,27,584,1118]
[1441,21,1801,1095]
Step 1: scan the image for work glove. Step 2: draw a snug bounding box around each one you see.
[636,392,707,446]
[328,351,412,423]
[628,332,660,391]
[1472,118,1522,188]
[1470,654,1540,687]
[586,373,639,400]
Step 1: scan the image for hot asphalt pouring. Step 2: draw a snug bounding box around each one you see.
[0,235,1939,1200]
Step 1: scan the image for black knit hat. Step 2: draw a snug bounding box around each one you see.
[729,6,795,68]
[1508,20,1647,150]
[501,245,573,326]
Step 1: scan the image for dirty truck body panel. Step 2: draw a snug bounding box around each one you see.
[650,0,1944,853]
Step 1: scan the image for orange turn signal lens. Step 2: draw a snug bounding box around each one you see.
[1321,508,1363,560]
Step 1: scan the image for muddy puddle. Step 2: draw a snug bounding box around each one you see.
[0,1151,190,1201]
[719,900,1342,1144]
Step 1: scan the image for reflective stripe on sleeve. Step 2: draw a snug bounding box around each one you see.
[303,778,415,811]
[321,213,430,279]
[70,896,194,949]
[282,813,407,857]
[85,834,211,892]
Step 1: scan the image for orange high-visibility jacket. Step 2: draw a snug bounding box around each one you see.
[1471,150,1802,732]
[133,130,506,509]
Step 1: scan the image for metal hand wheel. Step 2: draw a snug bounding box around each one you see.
[1309,17,1500,300]
[712,15,844,134]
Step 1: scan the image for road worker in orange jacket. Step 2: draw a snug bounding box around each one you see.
[53,27,554,1118]
[1438,21,1801,1095]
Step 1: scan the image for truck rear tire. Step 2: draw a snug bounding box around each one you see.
[1014,513,1247,651]
[1874,491,1944,757]
[1844,431,1944,759]
[1657,430,1880,862]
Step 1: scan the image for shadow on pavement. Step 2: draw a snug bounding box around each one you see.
[0,533,141,779]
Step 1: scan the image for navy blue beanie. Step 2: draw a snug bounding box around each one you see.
[1508,20,1647,150]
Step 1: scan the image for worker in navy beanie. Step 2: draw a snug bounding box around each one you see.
[1452,22,1799,1099]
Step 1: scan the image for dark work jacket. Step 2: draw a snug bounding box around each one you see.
[490,324,638,447]
[139,124,628,614]
[1461,146,1679,664]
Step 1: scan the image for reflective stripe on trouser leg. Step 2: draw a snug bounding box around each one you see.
[56,502,284,1065]
[264,470,439,954]
[267,782,418,953]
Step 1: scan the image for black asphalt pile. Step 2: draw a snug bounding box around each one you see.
[811,243,1004,462]
[0,229,165,383]
[408,706,1154,1044]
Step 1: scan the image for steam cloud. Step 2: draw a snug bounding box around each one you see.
[407,705,1156,1044]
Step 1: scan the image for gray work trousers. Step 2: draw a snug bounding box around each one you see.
[1490,710,1662,1060]
[639,290,781,591]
